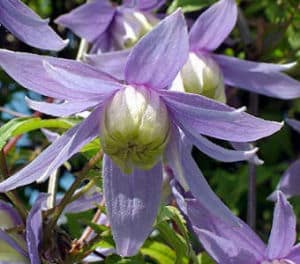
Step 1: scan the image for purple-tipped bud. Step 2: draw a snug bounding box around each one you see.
[181,52,226,102]
[100,86,170,173]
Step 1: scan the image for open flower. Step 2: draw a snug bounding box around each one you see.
[174,185,300,264]
[55,0,163,52]
[0,10,282,256]
[0,0,67,51]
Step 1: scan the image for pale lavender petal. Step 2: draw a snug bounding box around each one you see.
[230,142,264,165]
[123,0,166,11]
[286,244,300,263]
[286,118,300,133]
[103,155,162,256]
[125,10,189,89]
[26,194,48,264]
[0,49,118,100]
[166,126,238,225]
[55,0,115,42]
[215,55,300,99]
[195,229,256,264]
[0,0,67,50]
[63,191,103,213]
[266,191,296,259]
[269,159,300,200]
[41,129,60,143]
[0,107,103,192]
[25,97,100,117]
[160,90,282,142]
[189,0,237,51]
[0,201,23,226]
[84,49,130,80]
[181,126,258,162]
[0,230,29,261]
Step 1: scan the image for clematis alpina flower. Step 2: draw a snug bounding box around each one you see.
[0,11,282,256]
[0,0,67,51]
[268,118,300,200]
[174,186,300,264]
[55,0,162,52]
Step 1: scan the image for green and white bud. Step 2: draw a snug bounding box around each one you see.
[100,86,170,173]
[112,10,158,49]
[0,208,28,263]
[180,52,226,103]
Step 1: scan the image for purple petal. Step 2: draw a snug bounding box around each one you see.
[230,142,264,165]
[0,49,118,100]
[103,155,162,256]
[0,0,67,50]
[189,0,237,52]
[286,118,300,133]
[55,0,115,42]
[182,128,258,162]
[25,97,100,117]
[26,194,48,264]
[286,244,300,263]
[0,230,29,261]
[266,191,296,259]
[125,10,189,89]
[0,200,23,226]
[166,125,238,225]
[160,90,282,142]
[214,55,300,99]
[195,229,256,264]
[0,107,102,192]
[84,49,130,80]
[122,0,166,11]
[269,159,300,199]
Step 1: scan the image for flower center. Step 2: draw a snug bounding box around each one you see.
[100,85,170,173]
[180,52,226,102]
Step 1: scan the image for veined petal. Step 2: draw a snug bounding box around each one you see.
[0,49,118,100]
[0,107,103,192]
[195,229,256,264]
[55,0,115,42]
[269,159,300,200]
[286,244,300,263]
[166,126,238,225]
[125,10,189,89]
[84,50,130,80]
[103,155,162,256]
[123,0,166,11]
[266,191,296,259]
[26,194,48,264]
[286,118,300,133]
[0,0,67,51]
[25,97,100,117]
[182,128,258,162]
[189,0,237,52]
[215,55,300,99]
[160,90,282,142]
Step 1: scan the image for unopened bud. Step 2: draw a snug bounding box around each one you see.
[100,86,170,173]
[181,52,226,102]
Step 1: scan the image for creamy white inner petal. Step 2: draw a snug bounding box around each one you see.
[100,85,170,173]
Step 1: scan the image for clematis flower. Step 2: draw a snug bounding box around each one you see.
[0,0,67,51]
[174,185,300,264]
[0,11,282,256]
[55,0,163,52]
[268,118,300,199]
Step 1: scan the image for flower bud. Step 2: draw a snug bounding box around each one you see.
[181,52,226,102]
[0,204,28,263]
[100,86,170,173]
[112,9,158,49]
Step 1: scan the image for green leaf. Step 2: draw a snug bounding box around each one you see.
[141,241,176,264]
[0,117,76,150]
[167,0,215,14]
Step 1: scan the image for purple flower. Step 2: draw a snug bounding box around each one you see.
[55,0,163,52]
[174,186,300,264]
[0,10,282,256]
[268,118,300,199]
[0,0,67,51]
